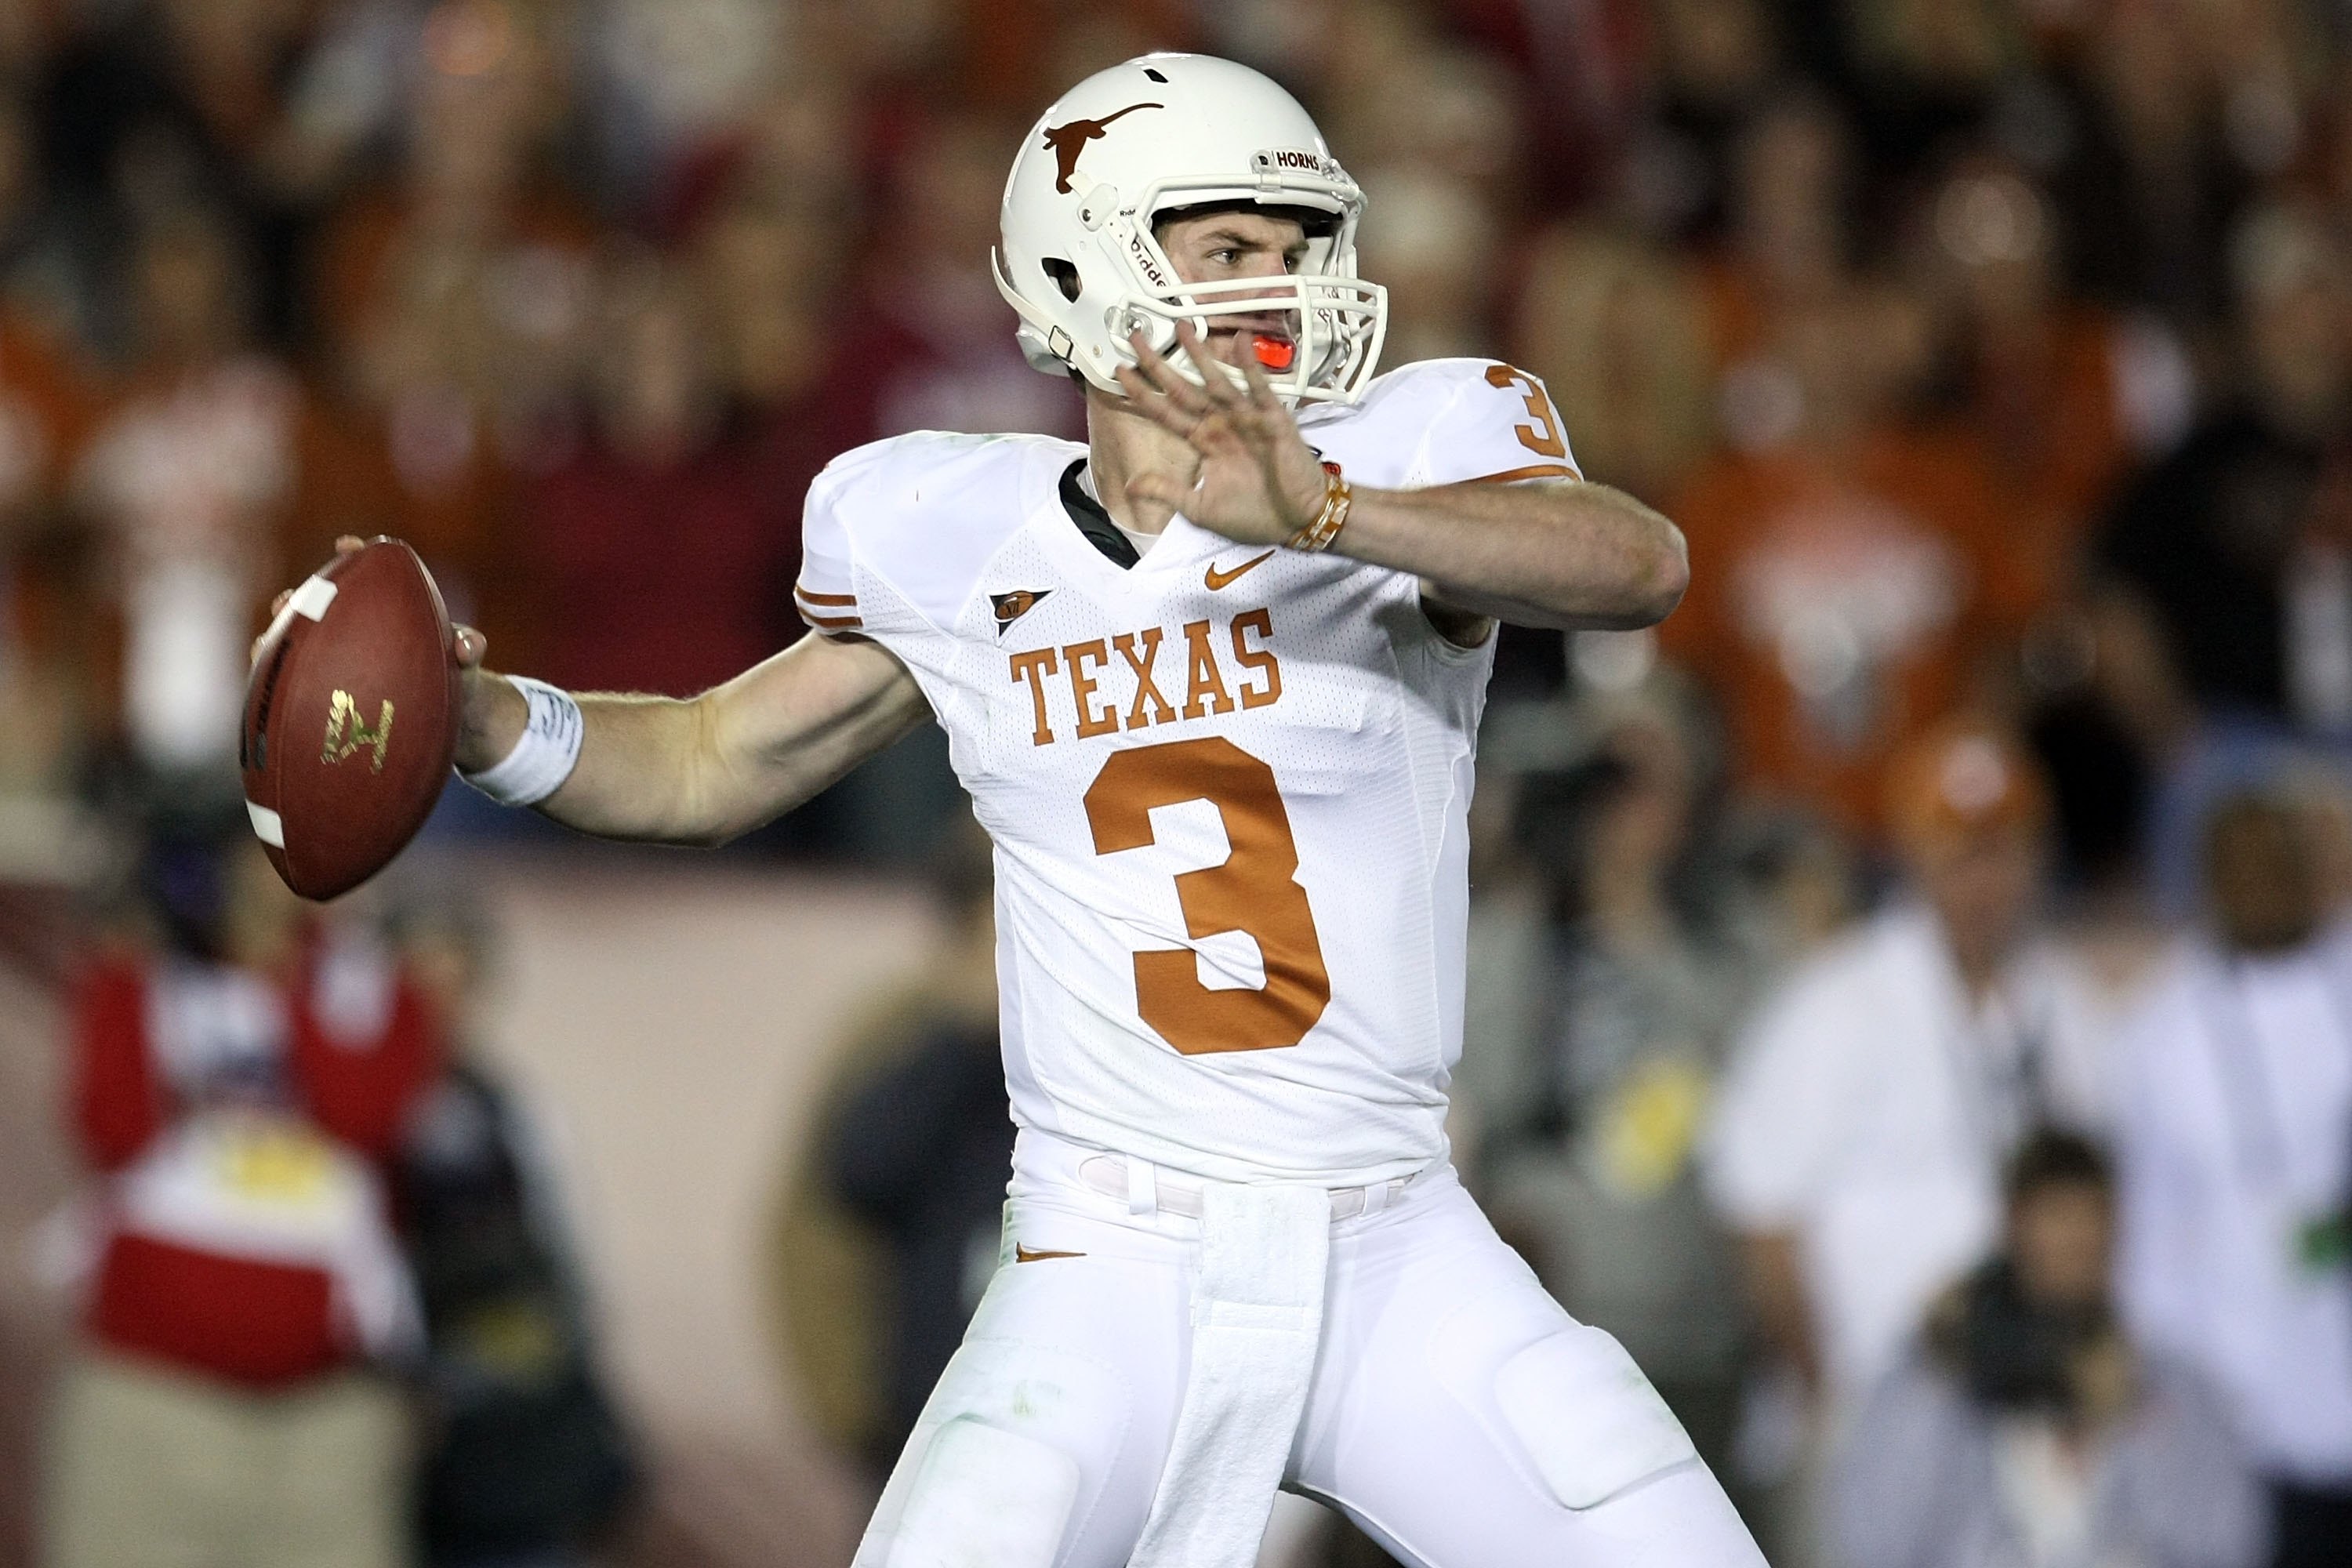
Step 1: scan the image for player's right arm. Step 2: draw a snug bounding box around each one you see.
[451,630,928,847]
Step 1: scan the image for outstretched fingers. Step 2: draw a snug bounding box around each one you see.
[1127,329,1215,412]
[1115,363,1196,439]
[1169,321,1246,408]
[1235,339,1286,412]
[1117,337,1214,445]
[1117,325,1288,476]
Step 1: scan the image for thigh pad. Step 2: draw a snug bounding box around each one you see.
[886,1416,1083,1568]
[1492,1325,1699,1512]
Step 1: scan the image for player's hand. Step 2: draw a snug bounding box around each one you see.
[1115,322,1329,547]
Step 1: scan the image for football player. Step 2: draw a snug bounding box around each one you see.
[345,53,1762,1568]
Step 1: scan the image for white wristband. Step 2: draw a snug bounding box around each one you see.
[461,677,583,807]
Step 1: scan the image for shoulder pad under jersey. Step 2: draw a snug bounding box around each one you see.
[1298,358,1582,491]
[797,431,1083,636]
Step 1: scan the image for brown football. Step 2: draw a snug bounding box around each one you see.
[240,539,460,900]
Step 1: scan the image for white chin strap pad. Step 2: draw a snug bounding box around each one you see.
[1494,1325,1700,1511]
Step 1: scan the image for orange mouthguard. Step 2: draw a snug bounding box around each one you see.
[1251,334,1296,370]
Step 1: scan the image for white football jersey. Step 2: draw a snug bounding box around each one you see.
[796,358,1578,1185]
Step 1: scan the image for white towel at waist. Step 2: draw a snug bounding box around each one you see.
[1130,1179,1331,1568]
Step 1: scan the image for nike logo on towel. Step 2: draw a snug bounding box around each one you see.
[1204,550,1276,590]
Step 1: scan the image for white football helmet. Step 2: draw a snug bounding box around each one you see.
[993,53,1388,405]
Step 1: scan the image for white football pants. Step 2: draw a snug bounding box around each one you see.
[851,1128,1767,1568]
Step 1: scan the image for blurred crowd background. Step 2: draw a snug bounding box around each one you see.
[0,0,2349,1565]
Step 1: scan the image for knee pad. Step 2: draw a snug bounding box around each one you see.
[885,1416,1083,1568]
[1492,1325,1698,1511]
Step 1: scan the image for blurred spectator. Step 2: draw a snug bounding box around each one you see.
[771,832,1005,1478]
[390,889,638,1568]
[0,81,97,362]
[1661,84,2058,836]
[816,108,1081,441]
[517,249,801,698]
[1510,222,1716,508]
[0,107,100,808]
[0,520,88,811]
[1615,0,1781,244]
[42,804,439,1568]
[688,159,843,419]
[1833,1130,2267,1568]
[1665,277,2031,834]
[1355,163,1501,365]
[74,208,329,777]
[580,0,786,212]
[315,0,595,636]
[1698,91,1852,368]
[32,0,319,354]
[817,855,1004,1472]
[2095,203,2352,745]
[1842,0,2022,184]
[2116,788,2352,1568]
[1913,151,2189,586]
[2045,0,2250,350]
[2293,763,2352,931]
[1472,677,1768,1490]
[1704,723,2124,1470]
[2091,201,2352,914]
[677,78,875,557]
[1311,3,1526,214]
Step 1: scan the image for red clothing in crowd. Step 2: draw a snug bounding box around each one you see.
[69,944,441,1387]
[519,429,804,699]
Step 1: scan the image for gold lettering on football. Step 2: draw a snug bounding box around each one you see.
[322,691,394,772]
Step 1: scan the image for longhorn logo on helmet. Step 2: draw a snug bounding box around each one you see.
[1042,103,1164,194]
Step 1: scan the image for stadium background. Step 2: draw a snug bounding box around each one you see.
[0,0,2344,1565]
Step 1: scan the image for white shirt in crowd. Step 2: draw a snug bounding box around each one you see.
[1702,904,2132,1403]
[2115,935,2352,1484]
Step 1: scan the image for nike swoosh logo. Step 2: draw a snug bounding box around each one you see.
[1014,1245,1086,1263]
[1204,550,1276,590]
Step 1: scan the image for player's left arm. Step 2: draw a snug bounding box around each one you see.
[1117,325,1688,637]
[1338,474,1686,637]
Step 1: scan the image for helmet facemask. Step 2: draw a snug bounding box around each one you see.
[996,174,1388,406]
[1110,199,1383,408]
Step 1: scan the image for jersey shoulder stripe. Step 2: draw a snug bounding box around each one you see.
[800,430,1083,633]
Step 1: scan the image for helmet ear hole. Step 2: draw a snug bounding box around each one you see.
[1041,257,1083,303]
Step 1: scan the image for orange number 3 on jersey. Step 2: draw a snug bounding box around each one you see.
[1484,364,1568,459]
[1083,737,1332,1054]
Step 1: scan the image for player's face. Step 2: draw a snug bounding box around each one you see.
[1154,208,1310,374]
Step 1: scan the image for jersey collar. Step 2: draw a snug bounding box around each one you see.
[1058,459,1140,570]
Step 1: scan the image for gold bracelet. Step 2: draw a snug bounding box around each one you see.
[1286,463,1352,554]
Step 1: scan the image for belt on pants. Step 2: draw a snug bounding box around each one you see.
[1075,1151,1416,1221]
